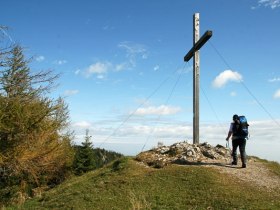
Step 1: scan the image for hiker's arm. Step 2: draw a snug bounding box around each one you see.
[226,123,234,141]
[226,131,232,141]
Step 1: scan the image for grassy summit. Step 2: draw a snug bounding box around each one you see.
[15,155,280,210]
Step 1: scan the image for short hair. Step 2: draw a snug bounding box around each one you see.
[232,114,239,121]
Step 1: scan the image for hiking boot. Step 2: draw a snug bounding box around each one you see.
[231,162,237,165]
[242,164,247,168]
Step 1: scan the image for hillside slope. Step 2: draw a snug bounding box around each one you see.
[17,154,280,210]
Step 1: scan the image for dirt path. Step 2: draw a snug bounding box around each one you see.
[136,142,280,192]
[205,158,280,192]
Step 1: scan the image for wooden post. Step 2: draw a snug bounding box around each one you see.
[193,13,200,145]
[184,13,212,145]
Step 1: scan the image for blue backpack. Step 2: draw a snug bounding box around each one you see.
[233,115,249,138]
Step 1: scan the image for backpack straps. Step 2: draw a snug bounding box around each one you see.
[232,121,239,136]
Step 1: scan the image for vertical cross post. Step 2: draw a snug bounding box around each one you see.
[193,13,200,145]
[184,13,212,145]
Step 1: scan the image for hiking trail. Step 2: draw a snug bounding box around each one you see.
[136,141,280,192]
[205,157,280,192]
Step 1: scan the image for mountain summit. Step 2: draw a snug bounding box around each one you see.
[136,141,231,168]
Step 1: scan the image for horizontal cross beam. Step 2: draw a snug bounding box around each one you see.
[184,30,212,62]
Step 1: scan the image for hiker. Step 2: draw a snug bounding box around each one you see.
[226,114,249,168]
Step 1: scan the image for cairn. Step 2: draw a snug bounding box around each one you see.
[136,141,231,168]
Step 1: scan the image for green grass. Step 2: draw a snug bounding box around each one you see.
[250,156,280,177]
[7,157,280,210]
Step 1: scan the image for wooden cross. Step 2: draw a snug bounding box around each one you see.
[184,13,212,144]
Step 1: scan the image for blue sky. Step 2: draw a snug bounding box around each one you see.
[1,0,280,162]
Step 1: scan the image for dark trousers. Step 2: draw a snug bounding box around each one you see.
[232,138,247,164]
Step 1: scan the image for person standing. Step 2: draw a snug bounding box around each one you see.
[226,114,249,168]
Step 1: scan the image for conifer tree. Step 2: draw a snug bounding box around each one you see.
[73,129,96,175]
[0,44,74,202]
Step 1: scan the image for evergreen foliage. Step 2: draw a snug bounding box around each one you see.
[73,130,96,175]
[92,148,123,169]
[73,129,123,175]
[0,44,74,205]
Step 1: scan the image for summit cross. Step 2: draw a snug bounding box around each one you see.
[184,13,212,144]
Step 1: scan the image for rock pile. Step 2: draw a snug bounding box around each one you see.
[136,141,231,168]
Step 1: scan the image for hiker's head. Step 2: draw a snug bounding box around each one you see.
[232,114,239,121]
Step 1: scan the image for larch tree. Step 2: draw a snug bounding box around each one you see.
[0,44,74,202]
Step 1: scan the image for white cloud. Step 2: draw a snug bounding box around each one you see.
[78,42,148,79]
[118,41,147,55]
[36,55,45,62]
[85,62,111,78]
[115,62,129,72]
[97,74,105,80]
[80,60,132,79]
[153,65,160,71]
[70,118,280,162]
[212,70,243,88]
[74,69,81,75]
[64,89,79,96]
[273,89,280,99]
[142,54,148,59]
[55,60,67,65]
[201,120,280,162]
[117,124,191,139]
[118,41,148,68]
[135,105,182,116]
[73,121,92,128]
[268,77,280,82]
[257,0,280,9]
[87,62,108,74]
[102,25,115,31]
